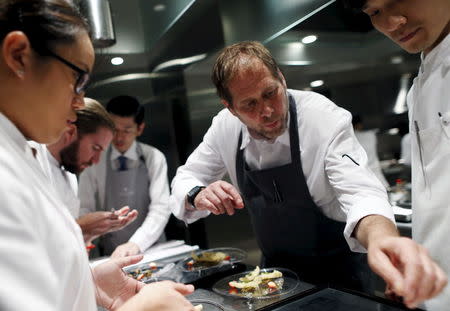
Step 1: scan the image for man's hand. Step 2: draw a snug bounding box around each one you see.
[189,181,244,216]
[117,281,196,311]
[77,206,138,243]
[93,255,145,310]
[368,236,447,309]
[111,242,141,258]
[355,215,447,309]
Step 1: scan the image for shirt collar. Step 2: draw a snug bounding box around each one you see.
[420,33,450,73]
[0,113,34,158]
[46,146,62,169]
[240,109,291,150]
[111,140,138,160]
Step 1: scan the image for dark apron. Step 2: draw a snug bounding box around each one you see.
[235,95,369,290]
[98,144,165,256]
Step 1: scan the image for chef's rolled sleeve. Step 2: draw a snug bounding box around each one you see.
[344,196,396,252]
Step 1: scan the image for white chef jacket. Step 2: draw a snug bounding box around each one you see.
[407,34,450,310]
[79,140,171,252]
[170,90,395,252]
[354,129,390,188]
[28,142,80,218]
[400,133,411,165]
[47,151,80,218]
[0,113,96,311]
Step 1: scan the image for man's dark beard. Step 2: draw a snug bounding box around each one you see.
[60,140,81,174]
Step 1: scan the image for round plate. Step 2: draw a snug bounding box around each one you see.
[189,299,225,311]
[123,262,174,283]
[212,267,298,300]
[177,247,247,273]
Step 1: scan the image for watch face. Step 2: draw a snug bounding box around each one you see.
[188,186,204,206]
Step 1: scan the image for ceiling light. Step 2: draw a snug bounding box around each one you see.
[153,4,166,12]
[310,80,324,88]
[388,128,399,135]
[391,56,404,64]
[302,35,317,44]
[111,57,124,66]
[153,53,207,72]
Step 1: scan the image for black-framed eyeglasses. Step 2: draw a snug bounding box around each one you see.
[45,50,90,94]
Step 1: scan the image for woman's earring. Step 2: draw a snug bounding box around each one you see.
[16,69,24,78]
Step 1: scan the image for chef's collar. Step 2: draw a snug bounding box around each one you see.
[0,112,34,159]
[47,147,62,169]
[111,140,138,161]
[420,33,450,73]
[240,109,291,150]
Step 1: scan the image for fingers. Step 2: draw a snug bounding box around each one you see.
[195,181,244,215]
[110,254,143,267]
[370,237,448,309]
[368,245,405,297]
[221,182,244,209]
[432,263,448,298]
[118,210,138,226]
[172,282,195,296]
[404,246,432,307]
[403,246,448,308]
[116,205,130,216]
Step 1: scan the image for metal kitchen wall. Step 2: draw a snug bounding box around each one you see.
[85,0,421,184]
[85,0,419,249]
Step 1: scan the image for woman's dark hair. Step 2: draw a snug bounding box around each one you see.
[0,0,90,56]
[106,95,145,125]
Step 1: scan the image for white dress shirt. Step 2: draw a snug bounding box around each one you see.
[407,34,450,311]
[170,90,395,252]
[79,140,171,252]
[0,113,96,311]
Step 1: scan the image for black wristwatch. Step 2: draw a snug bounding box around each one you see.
[186,186,205,208]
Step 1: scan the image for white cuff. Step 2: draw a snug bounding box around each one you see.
[344,196,395,253]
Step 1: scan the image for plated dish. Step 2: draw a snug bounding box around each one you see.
[212,267,298,299]
[124,262,172,283]
[177,247,247,273]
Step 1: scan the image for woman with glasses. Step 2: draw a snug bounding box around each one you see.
[0,1,195,310]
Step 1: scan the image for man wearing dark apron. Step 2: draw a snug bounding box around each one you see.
[235,96,368,289]
[171,42,445,305]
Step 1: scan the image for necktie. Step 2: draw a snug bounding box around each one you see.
[118,155,127,171]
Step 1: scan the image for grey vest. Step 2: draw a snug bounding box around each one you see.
[98,143,165,255]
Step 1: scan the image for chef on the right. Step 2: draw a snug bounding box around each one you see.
[342,0,450,309]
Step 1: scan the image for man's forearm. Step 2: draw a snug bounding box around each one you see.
[354,215,399,249]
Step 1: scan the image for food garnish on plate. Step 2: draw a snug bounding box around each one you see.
[126,262,159,282]
[186,251,231,270]
[228,266,283,297]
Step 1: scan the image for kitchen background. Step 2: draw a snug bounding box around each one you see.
[83,0,416,265]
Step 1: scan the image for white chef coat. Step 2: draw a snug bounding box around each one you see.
[354,129,390,188]
[400,133,411,166]
[79,140,171,252]
[0,113,96,311]
[47,151,80,218]
[28,142,80,218]
[170,90,395,252]
[407,33,450,310]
